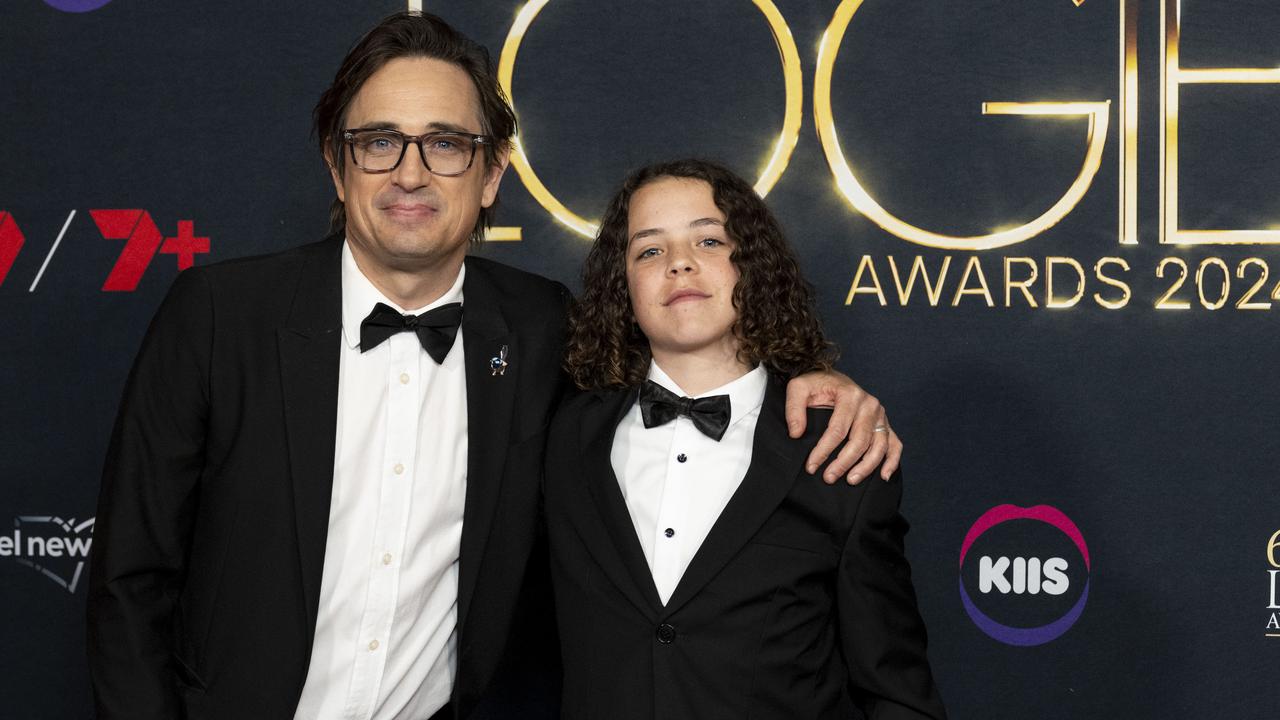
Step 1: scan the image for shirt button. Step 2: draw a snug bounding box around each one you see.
[368,639,380,651]
[393,463,405,475]
[655,623,676,644]
[676,453,687,463]
[664,528,675,538]
[399,372,410,384]
[382,553,393,565]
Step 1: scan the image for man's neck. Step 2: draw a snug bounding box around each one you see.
[349,246,465,312]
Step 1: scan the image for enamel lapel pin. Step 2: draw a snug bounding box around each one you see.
[490,344,509,376]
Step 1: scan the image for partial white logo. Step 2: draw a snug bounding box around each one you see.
[1,516,95,593]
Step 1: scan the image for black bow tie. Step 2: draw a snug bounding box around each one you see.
[638,380,732,442]
[359,301,463,363]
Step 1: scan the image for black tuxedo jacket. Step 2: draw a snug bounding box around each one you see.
[543,376,947,720]
[87,235,566,720]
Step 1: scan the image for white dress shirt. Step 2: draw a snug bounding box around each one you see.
[611,363,768,604]
[294,243,468,720]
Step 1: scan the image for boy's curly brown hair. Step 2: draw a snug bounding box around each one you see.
[565,158,837,390]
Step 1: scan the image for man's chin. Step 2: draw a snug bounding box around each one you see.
[384,239,468,268]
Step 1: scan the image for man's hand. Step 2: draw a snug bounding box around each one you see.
[784,370,901,485]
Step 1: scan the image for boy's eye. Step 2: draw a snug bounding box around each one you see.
[697,237,724,248]
[637,247,660,259]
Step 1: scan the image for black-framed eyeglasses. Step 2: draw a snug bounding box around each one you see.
[342,129,492,176]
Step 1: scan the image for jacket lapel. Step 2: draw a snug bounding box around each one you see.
[661,378,806,616]
[456,259,518,634]
[577,389,666,617]
[277,236,344,640]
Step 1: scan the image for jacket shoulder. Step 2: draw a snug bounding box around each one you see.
[548,387,600,440]
[179,235,340,299]
[547,386,632,456]
[186,236,336,285]
[465,255,570,323]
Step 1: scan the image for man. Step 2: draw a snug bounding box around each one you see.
[86,12,901,720]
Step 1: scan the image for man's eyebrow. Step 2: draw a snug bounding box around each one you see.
[689,217,724,229]
[349,121,402,131]
[348,121,477,134]
[425,121,475,134]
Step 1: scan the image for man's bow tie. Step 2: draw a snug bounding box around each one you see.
[638,380,732,442]
[359,302,463,363]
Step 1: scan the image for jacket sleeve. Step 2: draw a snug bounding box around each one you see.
[837,470,948,720]
[86,267,214,719]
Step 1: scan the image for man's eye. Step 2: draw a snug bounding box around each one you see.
[361,135,401,154]
[697,237,724,247]
[429,136,465,154]
[637,247,660,259]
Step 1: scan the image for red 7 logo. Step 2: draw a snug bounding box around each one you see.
[91,209,163,292]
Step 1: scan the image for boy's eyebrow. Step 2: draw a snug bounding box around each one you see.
[628,227,664,244]
[628,218,723,246]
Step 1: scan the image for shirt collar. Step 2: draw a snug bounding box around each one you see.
[340,240,466,350]
[646,362,768,431]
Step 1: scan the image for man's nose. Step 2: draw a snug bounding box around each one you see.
[391,141,432,190]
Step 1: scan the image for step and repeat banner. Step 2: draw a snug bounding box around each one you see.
[2,1,1277,717]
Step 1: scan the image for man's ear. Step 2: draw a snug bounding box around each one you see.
[325,147,345,203]
[480,147,511,209]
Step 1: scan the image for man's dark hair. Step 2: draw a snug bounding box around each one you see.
[313,11,517,243]
[565,158,838,390]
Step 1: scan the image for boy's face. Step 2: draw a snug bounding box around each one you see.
[625,177,741,364]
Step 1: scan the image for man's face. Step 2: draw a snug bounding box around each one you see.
[329,56,507,278]
[625,177,741,362]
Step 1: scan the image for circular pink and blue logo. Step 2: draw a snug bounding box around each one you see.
[959,504,1090,646]
[44,0,114,12]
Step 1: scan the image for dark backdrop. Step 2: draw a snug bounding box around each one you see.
[2,1,1277,718]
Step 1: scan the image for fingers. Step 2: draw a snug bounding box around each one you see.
[881,429,903,480]
[835,401,885,483]
[844,418,890,484]
[783,376,811,439]
[809,388,872,481]
[824,401,891,485]
[807,398,856,480]
[793,372,901,486]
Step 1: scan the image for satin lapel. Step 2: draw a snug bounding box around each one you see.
[661,379,805,616]
[578,389,665,617]
[456,261,517,634]
[277,237,343,641]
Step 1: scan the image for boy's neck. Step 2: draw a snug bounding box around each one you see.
[650,345,753,396]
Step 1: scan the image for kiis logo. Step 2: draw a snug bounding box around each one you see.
[959,504,1090,646]
[43,0,113,12]
[1,515,95,593]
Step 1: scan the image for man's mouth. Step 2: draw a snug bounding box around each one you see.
[381,201,438,218]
